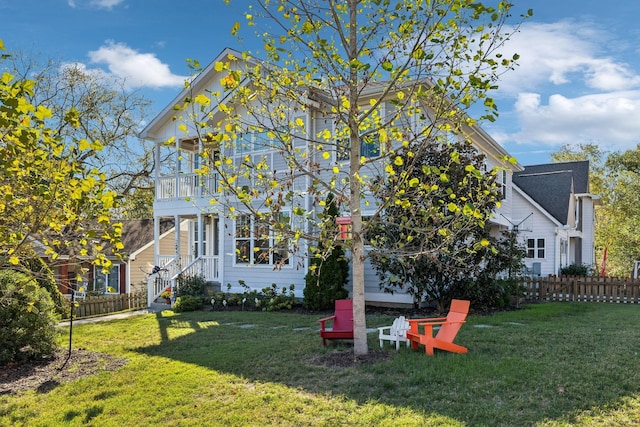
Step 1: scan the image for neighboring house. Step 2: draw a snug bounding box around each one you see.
[53,218,179,297]
[139,47,527,306]
[512,161,601,276]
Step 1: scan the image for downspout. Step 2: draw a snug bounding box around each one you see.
[304,105,315,274]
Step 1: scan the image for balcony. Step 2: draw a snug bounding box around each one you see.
[156,173,218,201]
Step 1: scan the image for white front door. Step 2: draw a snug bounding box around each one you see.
[191,217,219,258]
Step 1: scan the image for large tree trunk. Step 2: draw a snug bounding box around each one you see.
[350,199,368,356]
[347,0,367,357]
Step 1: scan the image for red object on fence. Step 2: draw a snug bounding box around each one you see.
[601,246,608,278]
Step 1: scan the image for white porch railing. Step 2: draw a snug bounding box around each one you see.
[147,257,178,306]
[147,256,220,307]
[170,256,219,283]
[157,255,181,278]
[147,272,172,307]
[156,174,218,200]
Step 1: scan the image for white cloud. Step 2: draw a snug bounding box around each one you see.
[88,41,187,90]
[68,0,125,9]
[507,91,640,150]
[497,20,640,95]
[492,19,640,155]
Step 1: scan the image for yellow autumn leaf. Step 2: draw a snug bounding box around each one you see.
[194,94,211,106]
[231,21,240,36]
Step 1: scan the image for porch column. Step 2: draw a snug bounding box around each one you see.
[218,215,224,282]
[175,214,181,269]
[175,136,181,199]
[154,216,160,265]
[197,212,204,276]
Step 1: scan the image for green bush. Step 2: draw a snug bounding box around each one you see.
[560,263,593,276]
[23,256,69,318]
[173,295,203,312]
[303,194,349,311]
[262,283,298,311]
[211,281,300,311]
[0,270,60,365]
[464,277,527,311]
[175,274,207,298]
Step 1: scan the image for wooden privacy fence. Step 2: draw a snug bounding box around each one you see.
[67,293,147,319]
[518,275,640,303]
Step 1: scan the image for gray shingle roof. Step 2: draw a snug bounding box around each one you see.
[119,218,174,256]
[512,161,590,224]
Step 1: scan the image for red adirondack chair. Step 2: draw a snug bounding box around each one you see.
[318,299,354,345]
[406,299,470,356]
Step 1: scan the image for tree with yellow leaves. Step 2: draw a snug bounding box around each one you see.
[0,40,122,296]
[175,1,530,355]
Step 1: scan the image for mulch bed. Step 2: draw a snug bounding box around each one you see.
[0,348,127,396]
[309,349,393,368]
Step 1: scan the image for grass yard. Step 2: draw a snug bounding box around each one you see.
[1,302,640,426]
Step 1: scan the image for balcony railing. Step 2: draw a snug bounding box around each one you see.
[156,173,218,200]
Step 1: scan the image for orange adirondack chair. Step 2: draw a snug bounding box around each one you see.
[318,299,354,345]
[406,299,470,356]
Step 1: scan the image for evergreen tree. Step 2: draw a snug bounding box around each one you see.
[303,194,349,311]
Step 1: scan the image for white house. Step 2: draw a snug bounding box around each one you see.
[139,48,592,305]
[511,161,600,276]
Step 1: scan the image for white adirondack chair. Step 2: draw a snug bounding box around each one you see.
[378,316,411,350]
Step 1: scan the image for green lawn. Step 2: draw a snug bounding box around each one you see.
[2,303,640,426]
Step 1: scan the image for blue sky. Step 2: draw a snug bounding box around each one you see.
[2,0,639,166]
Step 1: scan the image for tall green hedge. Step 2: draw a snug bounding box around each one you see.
[303,194,349,311]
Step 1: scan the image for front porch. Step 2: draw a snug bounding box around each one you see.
[148,213,222,305]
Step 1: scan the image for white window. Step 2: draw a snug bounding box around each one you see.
[234,213,291,266]
[93,265,120,294]
[527,238,545,259]
[500,170,507,200]
[336,134,380,160]
[235,130,274,155]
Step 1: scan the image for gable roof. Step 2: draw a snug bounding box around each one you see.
[119,218,175,256]
[512,161,590,224]
[139,47,246,141]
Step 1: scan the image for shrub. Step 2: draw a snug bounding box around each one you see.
[0,270,60,365]
[262,284,298,311]
[211,282,300,311]
[23,256,69,318]
[173,295,203,312]
[560,263,593,276]
[175,274,206,298]
[303,194,349,311]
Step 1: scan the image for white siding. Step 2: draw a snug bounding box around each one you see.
[511,189,560,276]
